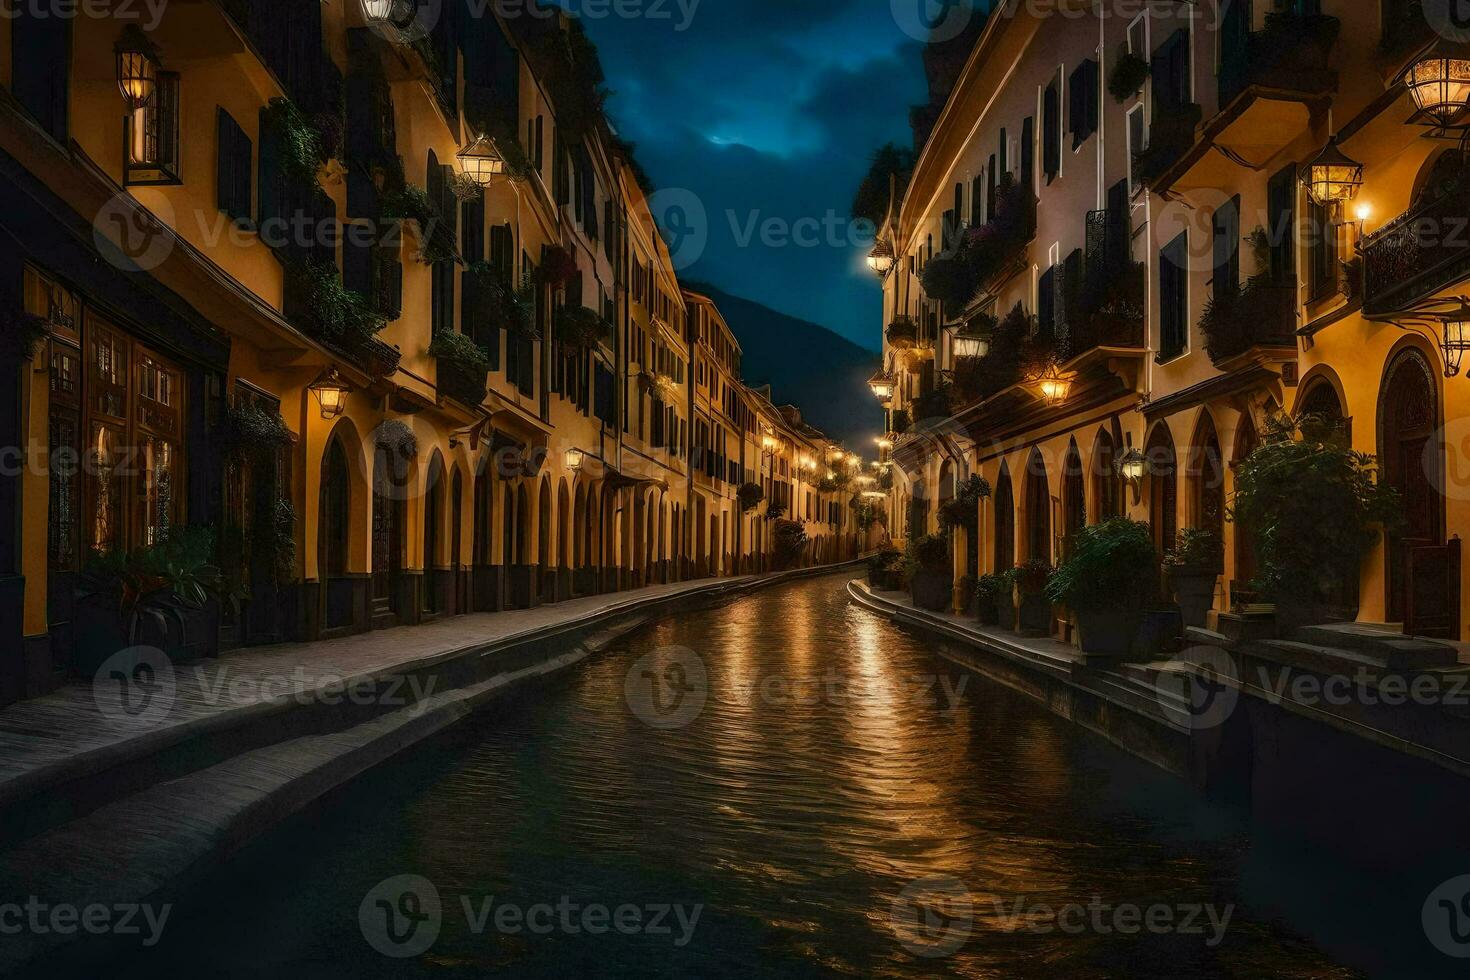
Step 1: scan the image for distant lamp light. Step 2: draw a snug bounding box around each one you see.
[863,490,886,500]
[1302,136,1364,208]
[867,372,896,401]
[565,447,586,471]
[950,324,991,360]
[1034,364,1073,406]
[1440,302,1470,378]
[761,433,777,453]
[308,367,351,420]
[115,26,159,110]
[456,133,506,187]
[876,436,893,450]
[1118,441,1148,504]
[362,0,414,27]
[857,475,876,486]
[867,239,895,277]
[1354,201,1373,225]
[1398,44,1470,127]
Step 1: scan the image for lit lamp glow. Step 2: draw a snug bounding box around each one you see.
[362,0,414,27]
[1398,44,1470,127]
[950,325,991,360]
[1034,365,1073,406]
[115,26,159,110]
[762,433,777,453]
[1118,444,1148,504]
[1302,136,1364,208]
[867,239,895,277]
[867,372,896,401]
[456,133,507,187]
[863,490,886,500]
[1441,303,1470,378]
[876,436,893,450]
[1354,201,1372,225]
[565,447,585,471]
[308,367,351,420]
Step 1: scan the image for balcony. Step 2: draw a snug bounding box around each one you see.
[1218,13,1340,110]
[1135,103,1203,189]
[438,360,487,407]
[885,316,918,350]
[1362,186,1470,317]
[1199,276,1299,367]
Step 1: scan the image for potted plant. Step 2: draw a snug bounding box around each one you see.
[974,574,1008,625]
[1164,528,1223,628]
[75,527,228,678]
[1046,518,1157,656]
[906,534,952,612]
[738,482,764,513]
[1230,413,1400,631]
[773,519,808,571]
[956,574,977,617]
[1014,558,1055,634]
[867,549,903,591]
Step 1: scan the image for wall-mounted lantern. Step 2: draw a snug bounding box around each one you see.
[1033,364,1073,406]
[867,372,895,401]
[565,447,586,471]
[115,25,160,111]
[1439,301,1470,378]
[456,133,506,188]
[867,239,895,277]
[308,367,351,420]
[1302,136,1364,209]
[1397,42,1470,128]
[1117,438,1148,505]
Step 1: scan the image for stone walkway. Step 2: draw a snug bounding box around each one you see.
[0,574,769,801]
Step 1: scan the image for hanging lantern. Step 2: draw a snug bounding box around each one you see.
[761,433,778,453]
[867,372,896,401]
[1397,43,1470,128]
[456,133,507,187]
[1033,364,1073,406]
[308,367,351,420]
[565,447,586,471]
[1302,136,1364,207]
[115,26,160,110]
[362,0,415,28]
[1441,303,1470,378]
[876,436,893,450]
[867,239,895,277]
[950,324,991,360]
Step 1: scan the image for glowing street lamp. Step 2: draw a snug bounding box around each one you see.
[868,372,896,401]
[876,436,893,451]
[1397,42,1470,128]
[1302,136,1364,209]
[115,26,159,110]
[867,239,895,277]
[456,133,507,187]
[1117,443,1148,504]
[362,0,414,28]
[1440,301,1470,378]
[565,447,586,471]
[308,367,351,420]
[1034,364,1073,406]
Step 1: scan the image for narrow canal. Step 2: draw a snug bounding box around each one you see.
[113,572,1360,978]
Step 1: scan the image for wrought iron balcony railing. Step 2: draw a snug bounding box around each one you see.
[1362,187,1470,317]
[1200,276,1298,365]
[1218,12,1340,109]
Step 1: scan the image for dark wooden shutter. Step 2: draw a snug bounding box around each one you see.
[344,224,373,296]
[12,12,70,141]
[1160,232,1189,357]
[217,109,253,223]
[1021,117,1035,189]
[1043,83,1061,181]
[1267,164,1298,282]
[258,106,284,231]
[1152,29,1191,111]
[1212,195,1240,302]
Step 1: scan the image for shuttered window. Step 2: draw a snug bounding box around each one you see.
[217,109,253,224]
[1151,29,1192,111]
[1021,117,1035,190]
[1069,59,1099,149]
[1043,79,1061,182]
[1212,195,1241,303]
[126,72,181,186]
[1159,232,1189,360]
[12,11,70,141]
[1266,164,1298,283]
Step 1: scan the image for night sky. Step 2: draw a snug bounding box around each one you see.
[560,0,933,351]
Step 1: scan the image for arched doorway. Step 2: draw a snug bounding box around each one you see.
[1024,449,1051,564]
[1145,423,1178,556]
[557,480,571,601]
[1297,375,1349,442]
[1062,440,1085,558]
[537,478,552,603]
[422,454,444,615]
[1092,428,1121,520]
[994,463,1015,572]
[1189,413,1225,550]
[472,462,493,611]
[372,438,407,623]
[1231,413,1260,606]
[451,467,464,614]
[319,436,353,631]
[1380,348,1446,627]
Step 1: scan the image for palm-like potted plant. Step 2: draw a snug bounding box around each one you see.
[1014,558,1055,634]
[1046,518,1157,656]
[1163,528,1223,628]
[906,534,952,611]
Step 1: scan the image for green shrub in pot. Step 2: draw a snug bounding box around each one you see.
[1163,528,1222,628]
[1013,558,1055,633]
[1046,518,1156,656]
[974,573,1009,626]
[906,534,952,611]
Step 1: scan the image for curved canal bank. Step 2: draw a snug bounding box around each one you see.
[61,572,1439,978]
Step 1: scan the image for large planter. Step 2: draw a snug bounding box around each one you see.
[1074,606,1141,657]
[910,568,952,612]
[977,596,1000,626]
[1018,593,1052,634]
[1168,567,1219,629]
[996,591,1017,630]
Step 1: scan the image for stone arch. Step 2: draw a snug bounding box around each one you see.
[537,477,553,600]
[993,461,1015,572]
[1061,438,1085,557]
[422,451,446,614]
[451,465,466,612]
[1145,421,1178,556]
[1378,342,1446,624]
[1022,448,1051,564]
[1091,426,1122,521]
[1231,411,1261,602]
[1187,410,1225,549]
[317,425,359,632]
[1296,366,1350,441]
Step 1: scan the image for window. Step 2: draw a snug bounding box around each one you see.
[1021,117,1035,191]
[126,72,180,185]
[11,11,70,141]
[1159,232,1189,360]
[1211,195,1240,304]
[1127,105,1147,194]
[1152,29,1192,112]
[1069,59,1100,149]
[1267,164,1298,283]
[1043,76,1061,183]
[1308,198,1338,300]
[216,109,253,224]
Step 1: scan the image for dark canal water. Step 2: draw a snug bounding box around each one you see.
[108,572,1366,978]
